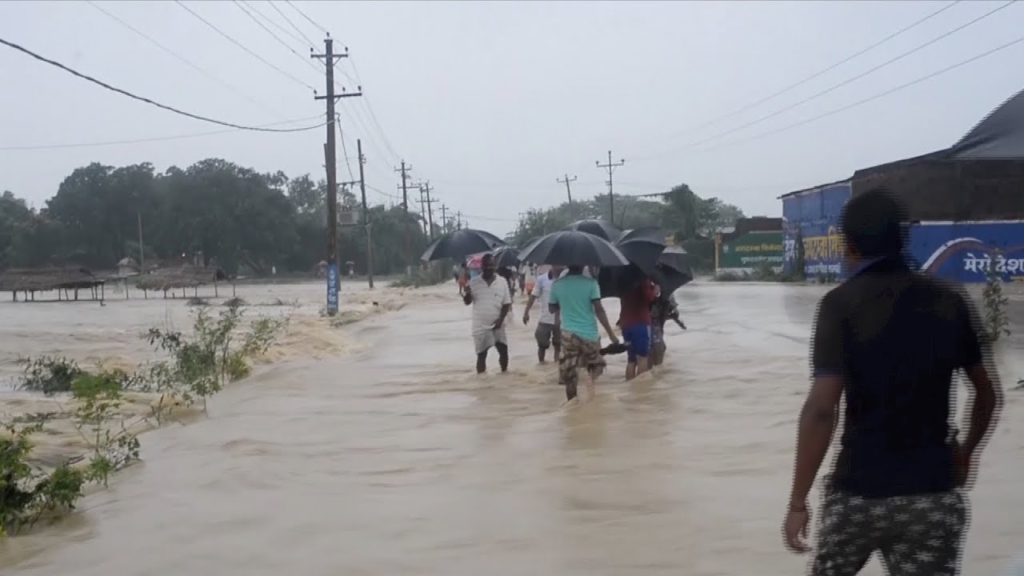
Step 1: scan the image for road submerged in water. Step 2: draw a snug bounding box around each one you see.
[1,281,1021,575]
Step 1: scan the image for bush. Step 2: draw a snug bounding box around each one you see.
[17,357,83,396]
[1,421,86,536]
[71,372,140,487]
[982,262,1011,344]
[392,264,449,288]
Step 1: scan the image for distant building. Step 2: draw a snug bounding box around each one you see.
[715,217,784,276]
[781,88,1024,283]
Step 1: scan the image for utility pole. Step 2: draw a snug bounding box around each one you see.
[441,204,448,235]
[357,139,373,289]
[557,174,577,219]
[419,182,435,241]
[313,36,361,316]
[595,150,625,224]
[394,160,413,271]
[136,211,144,272]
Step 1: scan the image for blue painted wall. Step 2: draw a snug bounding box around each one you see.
[910,221,1024,283]
[782,182,851,278]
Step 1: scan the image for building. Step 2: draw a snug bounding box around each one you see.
[781,88,1024,282]
[714,217,785,276]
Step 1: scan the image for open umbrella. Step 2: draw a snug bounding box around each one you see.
[491,245,520,270]
[616,227,667,274]
[566,219,621,242]
[421,229,505,262]
[654,246,694,294]
[519,230,629,267]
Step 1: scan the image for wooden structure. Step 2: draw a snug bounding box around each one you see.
[0,267,106,302]
[135,265,230,299]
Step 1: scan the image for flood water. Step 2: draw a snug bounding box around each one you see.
[1,281,1022,575]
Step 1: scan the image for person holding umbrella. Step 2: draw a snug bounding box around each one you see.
[618,275,658,380]
[463,253,512,374]
[550,266,620,401]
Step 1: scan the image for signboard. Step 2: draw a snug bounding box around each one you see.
[326,263,339,314]
[718,231,784,273]
[909,221,1024,283]
[782,182,851,278]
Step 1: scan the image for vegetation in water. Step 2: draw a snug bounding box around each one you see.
[17,356,83,396]
[982,258,1011,344]
[392,263,450,288]
[71,372,141,487]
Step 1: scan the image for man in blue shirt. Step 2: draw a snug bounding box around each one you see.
[549,265,620,401]
[784,187,1000,575]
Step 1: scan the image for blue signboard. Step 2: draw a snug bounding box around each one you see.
[909,221,1024,283]
[782,182,851,278]
[326,263,339,313]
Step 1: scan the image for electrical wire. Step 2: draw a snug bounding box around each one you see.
[699,33,1024,154]
[86,0,287,119]
[174,0,316,91]
[269,1,316,47]
[285,0,329,35]
[0,114,326,151]
[233,0,320,74]
[659,0,1016,155]
[243,0,310,48]
[675,1,962,136]
[0,36,323,132]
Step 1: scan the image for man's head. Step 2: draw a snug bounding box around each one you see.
[549,265,565,278]
[566,265,584,275]
[839,187,908,263]
[481,253,496,279]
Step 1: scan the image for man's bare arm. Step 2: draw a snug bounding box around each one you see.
[788,375,843,508]
[593,300,620,344]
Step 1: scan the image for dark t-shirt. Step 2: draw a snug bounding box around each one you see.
[812,257,983,498]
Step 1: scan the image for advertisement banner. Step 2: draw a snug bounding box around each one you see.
[910,221,1024,283]
[326,263,339,313]
[719,231,784,272]
[782,182,851,278]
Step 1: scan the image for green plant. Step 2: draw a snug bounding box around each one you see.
[17,356,83,395]
[1,421,86,536]
[982,259,1011,344]
[392,263,449,288]
[71,371,139,487]
[145,307,284,415]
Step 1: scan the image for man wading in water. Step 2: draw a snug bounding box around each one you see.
[784,187,1000,575]
[463,253,511,374]
[549,265,619,401]
[523,265,564,364]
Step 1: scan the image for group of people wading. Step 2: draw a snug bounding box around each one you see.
[461,253,683,401]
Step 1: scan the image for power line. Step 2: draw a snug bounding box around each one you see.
[233,0,321,74]
[0,36,323,132]
[701,32,1024,154]
[285,0,329,35]
[174,0,316,91]
[674,1,962,137]
[0,114,326,151]
[87,1,287,118]
[338,123,357,181]
[672,0,1016,153]
[244,0,310,48]
[269,1,316,47]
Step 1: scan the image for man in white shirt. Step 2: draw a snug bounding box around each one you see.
[463,253,512,373]
[522,265,564,363]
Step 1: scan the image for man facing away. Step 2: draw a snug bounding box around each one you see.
[463,253,511,374]
[549,265,620,401]
[618,276,658,380]
[650,289,685,367]
[784,187,1000,575]
[523,265,565,364]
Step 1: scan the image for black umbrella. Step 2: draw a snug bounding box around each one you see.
[654,247,694,294]
[566,219,621,242]
[519,230,629,267]
[616,227,667,275]
[420,229,505,262]
[491,246,520,270]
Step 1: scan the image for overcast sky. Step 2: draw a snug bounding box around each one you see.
[2,1,1023,235]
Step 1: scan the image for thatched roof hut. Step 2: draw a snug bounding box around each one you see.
[0,267,103,292]
[135,265,228,291]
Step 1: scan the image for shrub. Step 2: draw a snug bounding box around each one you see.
[982,261,1011,344]
[17,357,82,396]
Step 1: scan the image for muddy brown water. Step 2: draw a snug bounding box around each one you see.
[1,281,1021,575]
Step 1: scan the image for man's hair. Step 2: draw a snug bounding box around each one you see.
[840,187,909,258]
[481,253,495,266]
[567,265,584,274]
